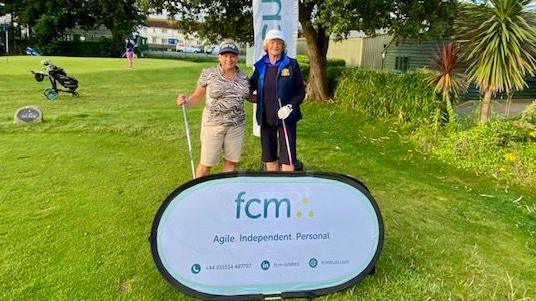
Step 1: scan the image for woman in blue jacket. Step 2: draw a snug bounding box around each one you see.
[250,29,305,172]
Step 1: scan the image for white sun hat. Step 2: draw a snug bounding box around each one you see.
[264,29,286,43]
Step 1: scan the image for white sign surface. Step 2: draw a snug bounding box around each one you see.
[151,173,383,299]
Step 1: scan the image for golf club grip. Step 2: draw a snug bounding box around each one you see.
[277,98,294,167]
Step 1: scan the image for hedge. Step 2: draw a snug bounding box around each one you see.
[299,63,346,96]
[36,40,124,57]
[333,69,440,123]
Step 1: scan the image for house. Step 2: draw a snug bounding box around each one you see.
[297,31,392,69]
[63,25,113,42]
[383,39,536,99]
[382,39,443,72]
[138,18,202,51]
[327,33,392,69]
[61,18,203,54]
[0,14,9,25]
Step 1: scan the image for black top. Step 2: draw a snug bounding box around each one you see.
[262,64,279,126]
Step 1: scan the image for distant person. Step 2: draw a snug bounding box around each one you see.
[124,37,137,69]
[249,29,305,172]
[176,40,251,178]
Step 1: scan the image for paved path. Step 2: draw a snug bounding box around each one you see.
[456,99,534,118]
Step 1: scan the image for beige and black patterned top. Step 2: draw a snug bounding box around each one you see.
[198,66,250,126]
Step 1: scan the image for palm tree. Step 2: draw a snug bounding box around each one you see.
[454,0,536,124]
[426,42,467,126]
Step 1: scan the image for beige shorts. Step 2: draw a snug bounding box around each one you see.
[200,123,245,167]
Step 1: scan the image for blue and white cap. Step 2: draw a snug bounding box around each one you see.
[218,41,239,55]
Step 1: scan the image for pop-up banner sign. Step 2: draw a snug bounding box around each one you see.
[150,172,383,300]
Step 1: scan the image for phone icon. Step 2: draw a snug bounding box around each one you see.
[191,264,201,274]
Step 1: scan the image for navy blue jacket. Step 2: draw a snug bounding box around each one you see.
[250,53,305,126]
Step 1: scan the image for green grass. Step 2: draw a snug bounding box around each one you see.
[1,56,535,300]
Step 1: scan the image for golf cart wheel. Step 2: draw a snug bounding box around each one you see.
[44,89,59,100]
[34,73,45,82]
[72,91,79,97]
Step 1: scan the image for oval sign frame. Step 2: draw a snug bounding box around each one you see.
[150,171,384,300]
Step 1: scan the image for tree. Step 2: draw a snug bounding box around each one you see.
[3,0,144,54]
[454,0,536,124]
[149,0,456,100]
[308,0,458,100]
[144,0,253,43]
[425,42,467,127]
[83,0,146,42]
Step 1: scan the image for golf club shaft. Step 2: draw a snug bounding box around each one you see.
[278,98,294,167]
[181,104,196,179]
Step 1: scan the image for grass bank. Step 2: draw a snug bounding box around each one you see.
[0,56,534,300]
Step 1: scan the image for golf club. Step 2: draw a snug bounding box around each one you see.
[181,104,196,179]
[278,98,294,168]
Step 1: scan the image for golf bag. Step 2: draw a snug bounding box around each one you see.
[32,61,79,100]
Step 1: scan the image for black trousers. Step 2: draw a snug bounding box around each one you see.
[261,122,297,165]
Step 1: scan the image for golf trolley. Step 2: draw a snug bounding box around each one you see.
[31,60,79,100]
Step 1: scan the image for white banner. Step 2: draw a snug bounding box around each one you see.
[151,173,383,299]
[251,0,299,136]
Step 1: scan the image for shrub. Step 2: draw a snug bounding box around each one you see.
[37,40,123,57]
[492,119,534,146]
[9,38,31,55]
[298,64,345,96]
[327,58,346,67]
[300,63,310,82]
[298,58,345,77]
[143,51,222,63]
[296,54,309,65]
[521,101,536,124]
[416,119,536,188]
[327,67,346,96]
[295,55,345,67]
[334,69,440,124]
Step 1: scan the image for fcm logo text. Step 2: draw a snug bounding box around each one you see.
[234,191,314,219]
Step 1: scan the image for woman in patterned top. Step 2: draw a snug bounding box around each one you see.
[177,40,250,178]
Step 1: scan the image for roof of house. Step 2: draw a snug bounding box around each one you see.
[144,18,180,30]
